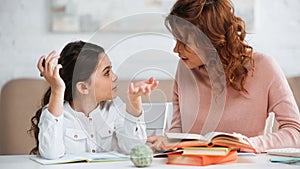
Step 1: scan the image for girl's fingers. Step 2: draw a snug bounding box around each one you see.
[129,82,138,95]
[54,64,62,77]
[129,78,159,96]
[147,77,154,84]
[44,51,56,72]
[37,55,46,72]
[151,80,159,90]
[46,55,59,73]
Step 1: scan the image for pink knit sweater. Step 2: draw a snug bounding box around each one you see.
[169,52,300,153]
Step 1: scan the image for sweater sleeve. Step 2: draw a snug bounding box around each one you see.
[249,57,300,153]
[168,79,183,133]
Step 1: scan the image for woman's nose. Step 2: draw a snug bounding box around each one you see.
[173,41,179,53]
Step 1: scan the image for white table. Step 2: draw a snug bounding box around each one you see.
[0,154,298,169]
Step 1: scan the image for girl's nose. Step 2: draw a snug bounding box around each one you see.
[112,72,118,82]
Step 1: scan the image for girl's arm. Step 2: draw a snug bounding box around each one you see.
[37,51,65,117]
[37,51,66,159]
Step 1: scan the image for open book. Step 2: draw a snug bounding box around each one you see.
[30,151,129,165]
[165,132,255,151]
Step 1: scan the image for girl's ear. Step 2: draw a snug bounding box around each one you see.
[76,82,89,95]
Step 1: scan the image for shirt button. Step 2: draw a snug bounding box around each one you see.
[92,149,96,153]
[135,127,138,132]
[108,130,111,134]
[55,119,58,122]
[74,134,78,139]
[90,134,94,138]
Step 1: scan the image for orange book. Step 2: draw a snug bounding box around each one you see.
[166,150,237,166]
[164,132,255,152]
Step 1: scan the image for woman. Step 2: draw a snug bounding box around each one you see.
[148,0,300,153]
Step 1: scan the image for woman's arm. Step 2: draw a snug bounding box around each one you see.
[249,57,300,153]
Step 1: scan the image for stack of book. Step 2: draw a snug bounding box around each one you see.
[164,132,255,166]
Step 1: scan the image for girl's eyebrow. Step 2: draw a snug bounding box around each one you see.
[102,65,112,72]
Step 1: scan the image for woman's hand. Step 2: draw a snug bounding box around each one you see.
[126,77,159,117]
[37,51,65,92]
[147,136,170,152]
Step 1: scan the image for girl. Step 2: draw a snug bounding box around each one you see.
[30,41,159,159]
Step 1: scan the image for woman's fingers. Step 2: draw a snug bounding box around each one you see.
[147,136,157,143]
[146,136,169,152]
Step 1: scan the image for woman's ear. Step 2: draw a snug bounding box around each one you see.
[76,82,89,95]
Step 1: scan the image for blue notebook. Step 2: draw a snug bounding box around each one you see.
[269,156,300,165]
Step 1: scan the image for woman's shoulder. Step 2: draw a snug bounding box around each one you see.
[252,51,286,79]
[253,51,274,64]
[252,51,281,71]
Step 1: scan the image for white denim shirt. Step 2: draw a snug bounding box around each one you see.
[38,97,146,159]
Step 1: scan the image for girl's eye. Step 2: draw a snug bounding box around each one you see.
[104,70,110,76]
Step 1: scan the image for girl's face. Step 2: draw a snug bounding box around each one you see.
[90,53,118,102]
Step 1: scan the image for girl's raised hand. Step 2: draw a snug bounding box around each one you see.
[126,77,159,117]
[37,51,65,91]
[128,77,159,97]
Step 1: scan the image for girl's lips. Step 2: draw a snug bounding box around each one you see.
[179,55,188,60]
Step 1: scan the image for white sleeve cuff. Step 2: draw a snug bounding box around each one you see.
[40,106,64,124]
[125,110,145,124]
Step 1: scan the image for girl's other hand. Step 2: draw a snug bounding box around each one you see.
[129,77,159,97]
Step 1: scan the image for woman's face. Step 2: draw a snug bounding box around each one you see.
[172,27,205,69]
[90,53,118,102]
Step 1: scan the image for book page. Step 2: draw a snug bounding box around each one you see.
[30,154,88,165]
[166,132,206,141]
[203,132,238,141]
[30,152,129,165]
[81,152,129,162]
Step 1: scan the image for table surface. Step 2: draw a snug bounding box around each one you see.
[0,154,299,169]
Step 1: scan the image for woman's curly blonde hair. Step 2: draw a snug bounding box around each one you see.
[166,0,254,94]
